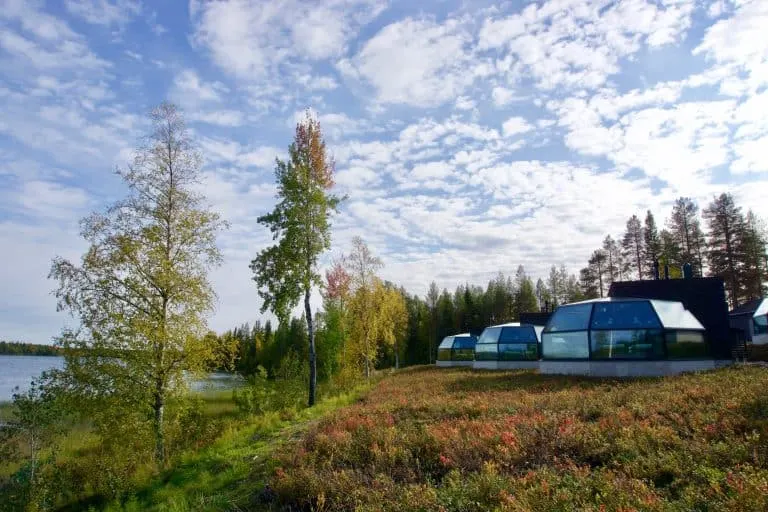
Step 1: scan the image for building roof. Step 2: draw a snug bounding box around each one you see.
[568,297,667,305]
[545,297,704,331]
[519,312,552,326]
[729,298,767,317]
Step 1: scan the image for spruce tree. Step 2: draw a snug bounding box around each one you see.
[742,211,768,300]
[703,193,745,307]
[668,197,706,276]
[622,214,645,279]
[588,250,607,297]
[603,235,621,285]
[643,210,662,278]
[659,229,683,278]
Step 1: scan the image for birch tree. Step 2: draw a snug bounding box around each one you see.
[251,110,341,406]
[49,102,225,466]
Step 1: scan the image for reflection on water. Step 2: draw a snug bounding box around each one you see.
[0,355,244,401]
[189,372,245,392]
[0,355,65,402]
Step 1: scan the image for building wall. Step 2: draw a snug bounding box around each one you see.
[729,314,753,341]
[539,360,731,377]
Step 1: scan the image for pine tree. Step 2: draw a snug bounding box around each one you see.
[668,197,706,276]
[588,250,607,297]
[622,214,645,279]
[547,265,561,306]
[659,229,683,278]
[580,265,600,299]
[514,266,538,318]
[703,193,745,307]
[426,282,439,364]
[437,289,454,342]
[742,211,768,300]
[535,278,552,311]
[602,235,620,286]
[643,210,662,278]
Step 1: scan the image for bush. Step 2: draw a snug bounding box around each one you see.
[233,353,307,416]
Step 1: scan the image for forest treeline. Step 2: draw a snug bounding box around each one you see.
[213,260,588,379]
[0,341,59,356]
[579,194,768,307]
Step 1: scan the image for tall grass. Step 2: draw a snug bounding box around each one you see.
[1,379,375,511]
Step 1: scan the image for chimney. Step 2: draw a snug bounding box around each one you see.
[682,263,693,279]
[653,260,660,280]
[664,263,670,280]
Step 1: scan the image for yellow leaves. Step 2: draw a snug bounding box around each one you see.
[346,278,408,368]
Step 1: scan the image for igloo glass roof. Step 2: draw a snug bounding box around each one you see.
[543,298,704,333]
[438,333,477,350]
[755,299,768,318]
[477,323,540,344]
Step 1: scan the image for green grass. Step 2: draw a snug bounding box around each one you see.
[1,382,373,511]
[0,401,13,422]
[100,385,372,511]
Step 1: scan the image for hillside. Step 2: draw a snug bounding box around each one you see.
[265,366,768,511]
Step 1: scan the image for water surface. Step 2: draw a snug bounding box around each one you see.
[0,355,242,402]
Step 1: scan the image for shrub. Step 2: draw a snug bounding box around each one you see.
[268,366,768,511]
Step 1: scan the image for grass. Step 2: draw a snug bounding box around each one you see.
[0,381,374,511]
[268,365,768,511]
[95,385,373,512]
[0,401,13,422]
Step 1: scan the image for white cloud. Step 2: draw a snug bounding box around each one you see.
[455,96,476,111]
[731,135,768,174]
[64,0,142,26]
[479,0,696,91]
[18,180,90,219]
[172,69,227,103]
[0,1,110,71]
[502,116,533,137]
[191,0,384,81]
[190,110,245,127]
[491,86,522,106]
[338,17,490,107]
[124,49,142,61]
[411,161,453,180]
[693,0,768,95]
[198,137,282,170]
[551,95,736,191]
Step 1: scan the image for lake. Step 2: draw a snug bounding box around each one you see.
[0,355,243,402]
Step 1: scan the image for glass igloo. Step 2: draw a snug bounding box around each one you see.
[436,333,477,367]
[539,298,715,376]
[472,322,542,370]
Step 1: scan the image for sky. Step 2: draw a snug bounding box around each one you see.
[1,0,767,344]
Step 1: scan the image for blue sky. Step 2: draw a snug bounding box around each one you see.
[1,0,767,343]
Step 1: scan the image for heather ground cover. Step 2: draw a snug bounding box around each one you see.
[269,365,768,511]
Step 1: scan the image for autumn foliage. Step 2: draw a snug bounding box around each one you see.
[268,366,768,511]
